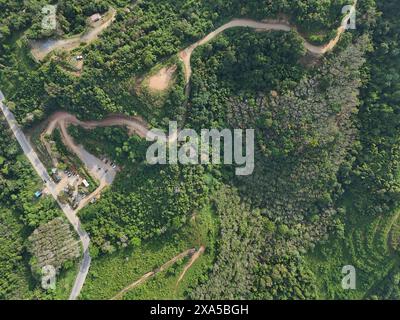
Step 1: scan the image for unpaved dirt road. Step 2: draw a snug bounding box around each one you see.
[175,246,205,288]
[45,112,119,187]
[46,111,177,149]
[31,8,116,61]
[179,2,357,83]
[43,111,178,213]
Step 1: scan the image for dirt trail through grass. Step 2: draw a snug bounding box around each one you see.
[111,248,197,300]
[175,246,205,288]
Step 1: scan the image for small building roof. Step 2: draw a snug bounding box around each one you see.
[82,179,90,188]
[90,13,102,22]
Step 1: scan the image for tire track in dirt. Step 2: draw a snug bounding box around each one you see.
[111,248,197,300]
[175,246,205,289]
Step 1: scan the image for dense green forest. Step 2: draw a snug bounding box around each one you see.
[1,0,399,300]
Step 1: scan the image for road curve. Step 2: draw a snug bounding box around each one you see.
[179,1,357,83]
[0,108,176,299]
[0,91,90,300]
[46,111,178,144]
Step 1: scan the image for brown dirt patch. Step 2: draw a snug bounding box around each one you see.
[147,65,177,92]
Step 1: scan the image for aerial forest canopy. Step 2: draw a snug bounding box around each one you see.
[0,0,400,301]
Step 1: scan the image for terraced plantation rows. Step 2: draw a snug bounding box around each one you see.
[308,210,400,299]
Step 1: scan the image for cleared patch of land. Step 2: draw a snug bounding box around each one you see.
[147,65,177,92]
[30,8,116,62]
[175,245,205,288]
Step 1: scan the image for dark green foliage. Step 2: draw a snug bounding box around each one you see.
[350,0,400,216]
[0,208,29,299]
[368,267,400,300]
[57,0,109,35]
[81,162,210,253]
[187,30,306,130]
[192,186,263,299]
[1,0,348,123]
[69,125,150,165]
[67,125,211,253]
[0,120,60,227]
[305,0,400,299]
[238,35,369,222]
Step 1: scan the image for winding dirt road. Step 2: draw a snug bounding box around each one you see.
[45,111,178,158]
[43,111,181,214]
[179,2,357,83]
[43,112,149,206]
[175,246,205,288]
[46,111,167,141]
[111,248,197,300]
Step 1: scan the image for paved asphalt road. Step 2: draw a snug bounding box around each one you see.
[0,90,91,300]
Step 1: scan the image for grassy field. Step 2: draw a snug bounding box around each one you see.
[121,244,212,300]
[51,261,80,300]
[307,206,400,299]
[80,204,217,300]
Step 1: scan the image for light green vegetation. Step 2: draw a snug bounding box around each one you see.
[52,262,80,300]
[81,204,216,300]
[307,205,400,299]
